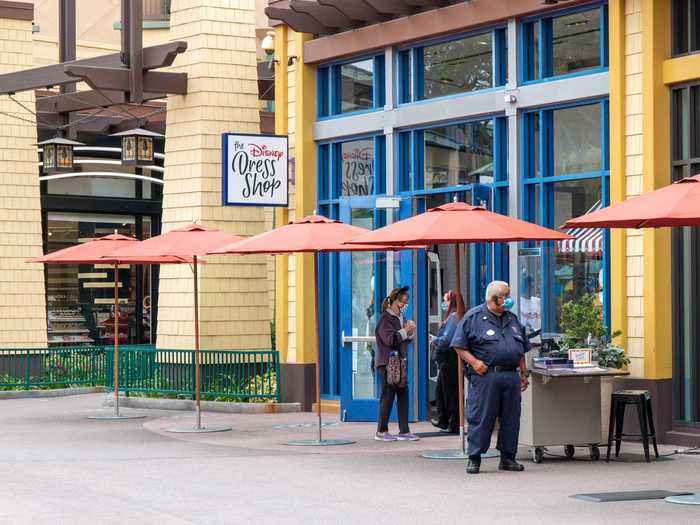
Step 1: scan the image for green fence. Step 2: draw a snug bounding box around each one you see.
[0,346,105,389]
[0,345,280,402]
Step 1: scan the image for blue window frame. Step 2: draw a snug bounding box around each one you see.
[520,2,609,84]
[520,100,610,335]
[317,55,385,119]
[397,27,508,105]
[317,135,386,397]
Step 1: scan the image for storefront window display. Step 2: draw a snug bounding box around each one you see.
[45,213,155,346]
[521,101,609,334]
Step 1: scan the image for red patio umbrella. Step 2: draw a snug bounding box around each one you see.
[29,233,181,420]
[563,174,700,229]
[347,201,573,459]
[107,224,242,433]
[212,214,425,446]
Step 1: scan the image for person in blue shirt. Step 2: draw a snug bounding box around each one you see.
[451,280,531,474]
[430,290,463,433]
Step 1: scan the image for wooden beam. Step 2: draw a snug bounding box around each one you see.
[36,89,165,113]
[290,0,361,29]
[317,0,390,22]
[0,41,187,95]
[403,0,450,7]
[129,0,144,103]
[265,7,331,34]
[64,65,187,95]
[362,0,417,16]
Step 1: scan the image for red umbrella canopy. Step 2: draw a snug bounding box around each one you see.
[106,224,242,262]
[28,233,165,264]
[563,175,700,229]
[212,214,424,255]
[346,202,572,246]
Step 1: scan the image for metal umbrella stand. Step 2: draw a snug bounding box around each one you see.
[347,201,572,460]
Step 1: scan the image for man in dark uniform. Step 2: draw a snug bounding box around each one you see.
[451,280,531,474]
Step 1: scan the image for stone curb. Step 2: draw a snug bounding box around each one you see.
[0,386,105,399]
[103,395,301,414]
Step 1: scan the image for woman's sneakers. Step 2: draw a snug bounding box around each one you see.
[396,432,420,441]
[375,432,397,442]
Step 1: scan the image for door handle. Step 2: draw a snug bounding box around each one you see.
[341,331,375,345]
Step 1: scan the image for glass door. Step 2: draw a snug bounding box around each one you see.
[339,196,404,421]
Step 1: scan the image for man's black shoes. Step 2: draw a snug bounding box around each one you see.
[466,456,481,474]
[498,455,525,472]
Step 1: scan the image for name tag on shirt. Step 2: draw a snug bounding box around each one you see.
[486,329,496,336]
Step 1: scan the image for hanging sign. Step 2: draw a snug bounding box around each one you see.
[222,133,289,207]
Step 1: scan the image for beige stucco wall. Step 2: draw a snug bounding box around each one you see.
[0,16,47,347]
[157,0,271,350]
[623,0,644,377]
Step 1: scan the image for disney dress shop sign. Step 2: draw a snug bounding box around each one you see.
[222,133,289,207]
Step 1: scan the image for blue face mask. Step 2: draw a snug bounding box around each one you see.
[503,296,514,310]
[440,301,449,312]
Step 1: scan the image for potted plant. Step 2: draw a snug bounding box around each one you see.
[560,293,629,440]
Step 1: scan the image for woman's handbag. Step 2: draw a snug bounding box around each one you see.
[387,351,407,388]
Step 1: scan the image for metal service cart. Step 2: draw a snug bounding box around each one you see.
[520,367,629,463]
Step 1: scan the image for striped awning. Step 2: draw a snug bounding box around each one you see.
[559,201,604,254]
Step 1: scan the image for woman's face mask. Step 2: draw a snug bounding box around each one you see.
[441,301,449,312]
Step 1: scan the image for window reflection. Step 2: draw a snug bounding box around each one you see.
[424,120,494,189]
[554,104,602,175]
[552,9,601,76]
[423,32,493,99]
[341,139,374,196]
[340,59,374,114]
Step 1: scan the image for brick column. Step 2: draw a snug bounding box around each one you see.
[0,10,47,347]
[157,0,271,350]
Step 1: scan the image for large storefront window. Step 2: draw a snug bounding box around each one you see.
[672,82,700,424]
[317,55,385,118]
[522,4,608,82]
[673,0,700,56]
[521,101,609,334]
[398,28,507,103]
[45,213,156,346]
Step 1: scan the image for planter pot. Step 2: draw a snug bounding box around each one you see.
[600,376,614,442]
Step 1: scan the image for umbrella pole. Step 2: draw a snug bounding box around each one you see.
[114,263,120,417]
[314,252,322,442]
[454,244,466,457]
[194,255,202,430]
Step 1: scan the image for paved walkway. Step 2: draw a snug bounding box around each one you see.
[1,394,698,524]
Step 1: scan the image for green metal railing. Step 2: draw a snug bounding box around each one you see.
[0,346,105,390]
[0,345,280,402]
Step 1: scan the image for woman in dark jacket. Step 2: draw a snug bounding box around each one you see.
[430,290,464,433]
[374,286,419,442]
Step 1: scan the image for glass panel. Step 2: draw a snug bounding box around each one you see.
[552,8,601,76]
[423,120,494,189]
[526,21,540,81]
[350,208,377,399]
[422,32,493,99]
[341,139,374,196]
[340,59,374,113]
[553,104,602,175]
[692,86,700,158]
[550,178,603,332]
[692,0,700,52]
[674,87,690,161]
[45,213,140,346]
[673,0,690,55]
[531,112,541,178]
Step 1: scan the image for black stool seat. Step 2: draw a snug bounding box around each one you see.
[606,389,659,463]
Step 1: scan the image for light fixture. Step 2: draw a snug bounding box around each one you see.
[38,136,84,173]
[261,31,276,69]
[110,127,164,167]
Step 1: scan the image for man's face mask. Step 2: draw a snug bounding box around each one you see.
[502,296,514,310]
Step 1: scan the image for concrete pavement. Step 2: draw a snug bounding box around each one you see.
[0,393,698,525]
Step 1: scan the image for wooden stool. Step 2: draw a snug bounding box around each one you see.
[606,389,659,462]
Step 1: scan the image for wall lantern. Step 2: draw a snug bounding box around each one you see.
[110,127,164,167]
[38,136,84,174]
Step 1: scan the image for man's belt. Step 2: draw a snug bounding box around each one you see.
[488,365,518,373]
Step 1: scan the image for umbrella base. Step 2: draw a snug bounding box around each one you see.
[166,425,232,433]
[285,439,356,446]
[87,414,147,420]
[665,494,700,505]
[421,450,500,460]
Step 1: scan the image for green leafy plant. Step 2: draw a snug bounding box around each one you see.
[560,293,628,369]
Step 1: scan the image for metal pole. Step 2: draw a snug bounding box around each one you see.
[194,255,201,430]
[454,244,466,455]
[113,263,120,417]
[314,252,322,443]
